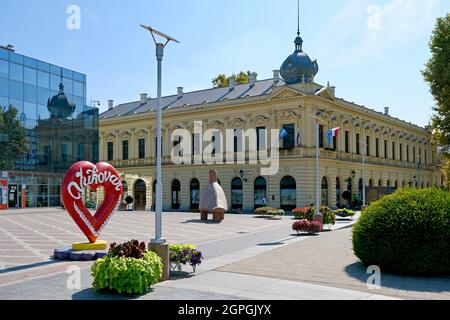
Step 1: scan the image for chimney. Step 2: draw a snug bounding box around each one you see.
[249,74,256,87]
[140,93,148,104]
[177,87,184,99]
[108,100,114,110]
[228,78,235,90]
[384,107,390,116]
[273,70,280,84]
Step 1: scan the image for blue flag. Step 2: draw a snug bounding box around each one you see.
[279,128,288,140]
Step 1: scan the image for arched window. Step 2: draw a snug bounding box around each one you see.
[171,179,181,210]
[369,179,374,187]
[280,176,296,211]
[378,179,382,187]
[254,177,267,209]
[231,177,243,210]
[395,180,398,189]
[336,177,341,208]
[134,179,146,211]
[387,180,391,187]
[321,177,328,206]
[190,179,200,209]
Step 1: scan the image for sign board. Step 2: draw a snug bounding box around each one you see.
[61,161,123,243]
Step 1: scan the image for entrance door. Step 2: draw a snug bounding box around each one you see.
[134,180,146,211]
[8,185,20,208]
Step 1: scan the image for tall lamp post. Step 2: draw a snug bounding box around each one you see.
[141,24,179,281]
[307,112,326,222]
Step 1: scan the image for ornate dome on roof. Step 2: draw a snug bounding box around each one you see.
[47,81,76,119]
[280,34,319,84]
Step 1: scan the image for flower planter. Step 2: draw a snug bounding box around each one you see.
[169,244,203,274]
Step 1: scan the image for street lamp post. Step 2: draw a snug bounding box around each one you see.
[361,140,366,208]
[140,24,179,244]
[141,24,179,281]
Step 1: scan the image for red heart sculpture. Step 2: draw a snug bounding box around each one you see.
[61,161,123,243]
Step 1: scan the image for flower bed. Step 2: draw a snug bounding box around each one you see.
[91,240,163,295]
[292,219,323,234]
[292,206,315,220]
[254,207,277,216]
[334,208,356,218]
[169,244,203,273]
[266,209,285,219]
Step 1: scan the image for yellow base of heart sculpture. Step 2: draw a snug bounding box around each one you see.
[72,240,107,251]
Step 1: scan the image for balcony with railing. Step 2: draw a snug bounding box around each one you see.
[108,147,435,171]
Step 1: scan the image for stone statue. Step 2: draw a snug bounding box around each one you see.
[199,170,228,222]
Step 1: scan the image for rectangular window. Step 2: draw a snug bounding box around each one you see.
[366,136,370,156]
[333,135,337,150]
[37,71,50,88]
[406,145,409,162]
[413,147,416,162]
[256,126,266,151]
[376,138,379,158]
[77,143,84,161]
[356,134,360,154]
[345,131,349,153]
[138,138,145,159]
[318,125,324,148]
[9,63,23,82]
[154,137,163,157]
[0,60,8,78]
[392,142,396,160]
[24,67,37,85]
[282,124,295,149]
[425,150,427,165]
[419,148,422,164]
[400,143,403,161]
[384,140,388,159]
[107,142,113,161]
[122,140,129,160]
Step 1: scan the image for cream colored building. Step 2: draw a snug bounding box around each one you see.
[98,33,442,212]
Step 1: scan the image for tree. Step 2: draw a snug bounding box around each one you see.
[212,71,258,88]
[422,14,450,186]
[423,14,450,149]
[0,106,27,170]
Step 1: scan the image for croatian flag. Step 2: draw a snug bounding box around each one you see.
[297,128,301,146]
[272,128,289,147]
[327,127,341,145]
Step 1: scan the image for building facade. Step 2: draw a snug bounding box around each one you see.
[0,45,99,208]
[98,33,442,212]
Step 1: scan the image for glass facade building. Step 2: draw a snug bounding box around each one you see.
[0,46,99,208]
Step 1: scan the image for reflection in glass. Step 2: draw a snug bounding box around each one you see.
[24,67,37,85]
[10,63,23,82]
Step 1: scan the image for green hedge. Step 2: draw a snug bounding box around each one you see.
[353,188,450,274]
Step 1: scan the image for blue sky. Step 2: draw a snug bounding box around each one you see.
[1,0,448,127]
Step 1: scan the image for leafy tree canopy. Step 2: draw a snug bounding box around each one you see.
[422,14,450,188]
[212,71,258,88]
[423,13,450,150]
[0,106,27,170]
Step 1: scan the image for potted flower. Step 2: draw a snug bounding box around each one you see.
[321,206,336,229]
[169,244,203,273]
[91,240,163,295]
[254,207,277,217]
[292,219,323,235]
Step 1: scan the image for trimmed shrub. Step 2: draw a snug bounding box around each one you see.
[353,188,450,274]
[321,206,336,225]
